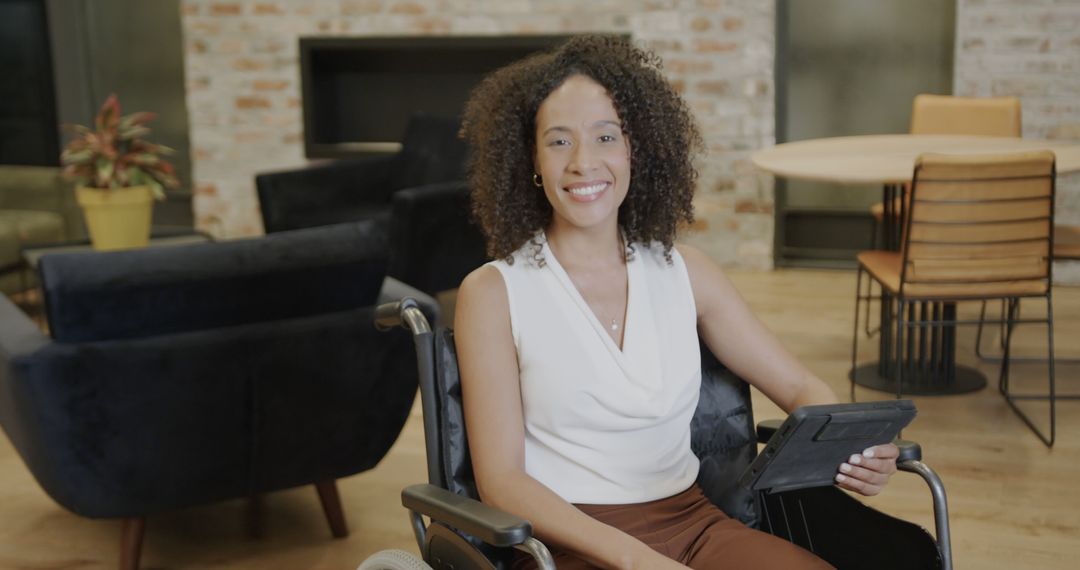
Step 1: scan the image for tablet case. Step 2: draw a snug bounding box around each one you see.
[739,400,917,494]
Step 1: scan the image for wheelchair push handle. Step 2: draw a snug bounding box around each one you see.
[374,298,431,336]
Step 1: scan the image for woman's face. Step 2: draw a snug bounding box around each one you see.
[533,74,631,233]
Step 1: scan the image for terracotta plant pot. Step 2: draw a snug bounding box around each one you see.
[75,186,153,251]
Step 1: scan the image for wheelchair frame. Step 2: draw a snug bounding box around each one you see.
[365,298,953,570]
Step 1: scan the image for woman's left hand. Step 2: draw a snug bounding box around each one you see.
[834,443,899,496]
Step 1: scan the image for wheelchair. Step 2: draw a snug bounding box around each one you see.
[359,298,953,570]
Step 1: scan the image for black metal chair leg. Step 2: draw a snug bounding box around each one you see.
[851,267,864,402]
[863,276,879,338]
[999,297,1056,447]
[1047,295,1057,446]
[895,299,907,400]
[974,300,991,360]
[975,298,1012,361]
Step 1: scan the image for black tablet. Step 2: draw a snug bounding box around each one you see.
[739,400,917,494]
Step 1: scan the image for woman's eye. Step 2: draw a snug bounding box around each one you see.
[548,139,570,147]
[598,134,617,143]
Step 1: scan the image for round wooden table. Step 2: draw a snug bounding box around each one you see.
[752,134,1080,396]
[752,134,1080,184]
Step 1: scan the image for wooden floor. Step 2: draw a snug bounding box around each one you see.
[1,268,1077,569]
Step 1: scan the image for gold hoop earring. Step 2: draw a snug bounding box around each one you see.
[532,173,543,188]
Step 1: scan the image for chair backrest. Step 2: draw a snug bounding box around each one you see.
[39,221,389,342]
[900,150,1055,299]
[428,329,760,527]
[397,112,468,189]
[910,94,1022,137]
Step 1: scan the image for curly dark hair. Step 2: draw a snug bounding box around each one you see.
[460,35,703,262]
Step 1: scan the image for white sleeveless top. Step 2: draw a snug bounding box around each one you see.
[489,236,701,504]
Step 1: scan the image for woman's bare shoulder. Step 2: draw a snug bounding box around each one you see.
[459,264,506,300]
[455,265,510,329]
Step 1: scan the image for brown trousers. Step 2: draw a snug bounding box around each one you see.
[514,484,833,570]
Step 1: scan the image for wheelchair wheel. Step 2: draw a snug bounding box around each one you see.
[357,549,433,570]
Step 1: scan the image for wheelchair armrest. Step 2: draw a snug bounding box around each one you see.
[402,484,533,548]
[752,420,950,568]
[896,439,922,463]
[377,277,441,326]
[756,418,783,443]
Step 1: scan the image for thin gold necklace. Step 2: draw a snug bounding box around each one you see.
[550,232,626,332]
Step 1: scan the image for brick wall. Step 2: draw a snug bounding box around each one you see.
[180,0,1079,272]
[180,0,777,266]
[954,0,1080,282]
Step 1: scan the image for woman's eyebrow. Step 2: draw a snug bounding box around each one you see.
[541,125,572,137]
[542,120,622,137]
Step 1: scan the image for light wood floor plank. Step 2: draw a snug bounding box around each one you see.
[0,268,1076,568]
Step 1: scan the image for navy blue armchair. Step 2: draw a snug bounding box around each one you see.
[256,113,488,295]
[0,221,438,569]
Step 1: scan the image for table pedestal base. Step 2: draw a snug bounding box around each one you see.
[850,363,986,396]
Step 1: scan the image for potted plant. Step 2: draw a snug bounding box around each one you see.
[60,94,179,250]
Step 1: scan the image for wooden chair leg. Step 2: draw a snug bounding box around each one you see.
[119,517,145,570]
[315,480,348,538]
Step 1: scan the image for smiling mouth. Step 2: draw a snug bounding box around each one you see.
[565,182,608,197]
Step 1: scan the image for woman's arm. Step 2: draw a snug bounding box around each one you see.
[454,266,687,570]
[676,244,836,411]
[677,244,896,496]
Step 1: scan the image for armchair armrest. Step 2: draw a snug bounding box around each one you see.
[402,483,533,548]
[0,294,50,359]
[255,156,402,233]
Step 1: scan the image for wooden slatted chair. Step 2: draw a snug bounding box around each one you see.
[853,151,1059,446]
[861,95,1024,338]
[869,94,1023,238]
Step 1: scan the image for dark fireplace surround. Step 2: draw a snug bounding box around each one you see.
[300,35,576,159]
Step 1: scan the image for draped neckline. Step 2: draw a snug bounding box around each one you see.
[539,233,663,389]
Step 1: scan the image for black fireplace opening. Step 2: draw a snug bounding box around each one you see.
[300,35,577,159]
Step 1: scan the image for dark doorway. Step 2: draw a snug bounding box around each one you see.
[0,0,59,166]
[774,0,955,267]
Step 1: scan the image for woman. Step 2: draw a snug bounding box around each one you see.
[454,36,897,570]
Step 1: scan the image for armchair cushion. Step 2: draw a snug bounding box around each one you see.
[40,221,389,343]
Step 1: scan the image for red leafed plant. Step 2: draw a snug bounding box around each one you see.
[60,93,179,199]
